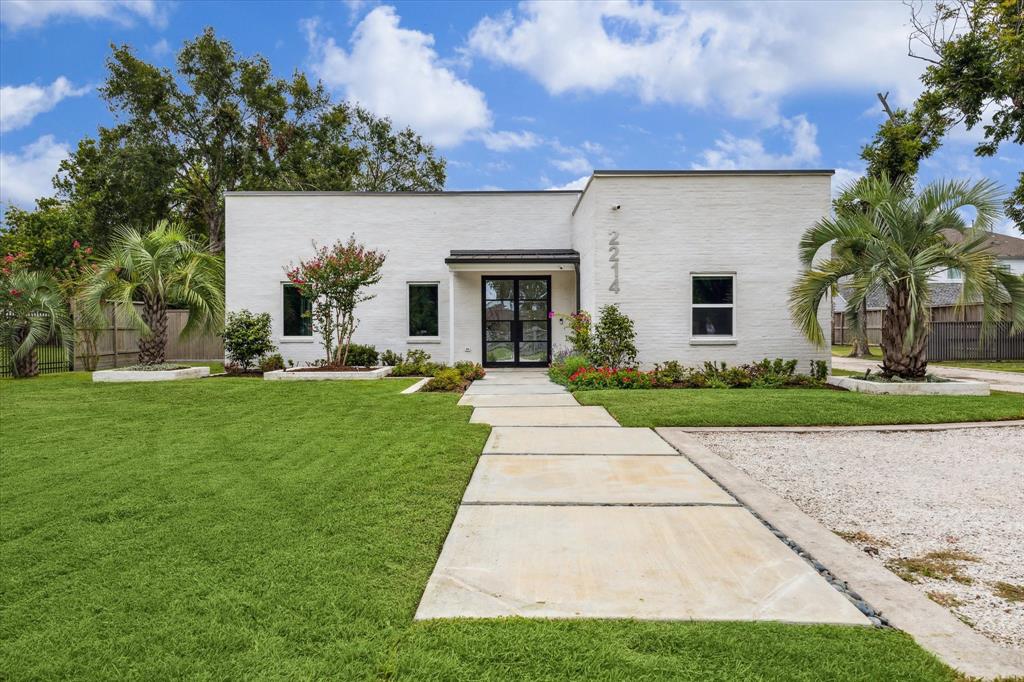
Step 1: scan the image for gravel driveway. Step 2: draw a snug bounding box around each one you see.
[693,427,1024,650]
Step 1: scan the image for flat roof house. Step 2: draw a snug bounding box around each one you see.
[225,169,834,369]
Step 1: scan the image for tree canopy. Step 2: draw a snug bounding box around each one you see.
[3,26,446,260]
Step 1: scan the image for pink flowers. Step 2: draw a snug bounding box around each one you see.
[72,240,81,249]
[9,289,21,297]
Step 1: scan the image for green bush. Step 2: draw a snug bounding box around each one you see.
[423,367,465,392]
[380,349,402,366]
[223,310,276,371]
[589,304,638,368]
[259,353,285,373]
[345,343,379,367]
[391,349,445,376]
[454,361,485,381]
[548,354,589,385]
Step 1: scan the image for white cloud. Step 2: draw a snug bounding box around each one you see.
[468,1,924,122]
[479,129,542,152]
[693,115,820,170]
[546,175,590,191]
[0,77,89,132]
[0,0,166,29]
[305,7,491,148]
[831,167,865,199]
[0,135,68,209]
[150,38,171,57]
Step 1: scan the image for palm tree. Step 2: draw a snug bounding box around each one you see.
[1,270,74,377]
[83,222,224,365]
[790,174,1024,378]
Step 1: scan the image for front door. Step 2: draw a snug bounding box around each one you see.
[482,276,551,367]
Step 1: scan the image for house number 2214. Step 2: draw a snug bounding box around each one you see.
[608,231,620,294]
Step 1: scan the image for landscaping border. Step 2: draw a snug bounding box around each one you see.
[828,375,990,396]
[92,366,210,382]
[263,367,393,381]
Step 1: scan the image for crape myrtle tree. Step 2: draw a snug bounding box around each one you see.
[40,27,445,255]
[286,237,386,367]
[791,174,1024,378]
[83,222,224,365]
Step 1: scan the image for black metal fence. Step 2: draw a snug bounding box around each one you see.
[926,321,1024,361]
[0,344,73,378]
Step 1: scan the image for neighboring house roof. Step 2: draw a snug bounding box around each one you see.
[837,282,981,311]
[941,229,1024,258]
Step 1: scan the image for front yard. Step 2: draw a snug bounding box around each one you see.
[832,345,1024,373]
[576,387,1024,427]
[0,375,956,679]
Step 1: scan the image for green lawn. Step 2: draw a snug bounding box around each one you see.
[0,374,956,680]
[831,344,883,359]
[576,388,1024,427]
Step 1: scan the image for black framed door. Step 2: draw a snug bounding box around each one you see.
[482,276,551,367]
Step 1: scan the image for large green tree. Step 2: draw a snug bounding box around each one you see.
[0,199,97,272]
[908,0,1024,233]
[51,27,445,253]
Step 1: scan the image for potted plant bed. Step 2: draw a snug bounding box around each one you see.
[827,373,989,396]
[93,364,210,383]
[263,365,393,381]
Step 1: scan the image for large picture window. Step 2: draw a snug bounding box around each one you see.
[408,283,439,337]
[691,275,734,337]
[283,284,312,336]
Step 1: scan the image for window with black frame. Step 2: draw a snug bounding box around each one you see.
[408,283,439,336]
[691,275,734,337]
[283,284,312,336]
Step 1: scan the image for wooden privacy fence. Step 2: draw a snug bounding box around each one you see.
[74,302,223,370]
[833,307,1024,360]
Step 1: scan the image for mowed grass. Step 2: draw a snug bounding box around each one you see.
[576,388,1024,427]
[1,374,956,680]
[832,345,1024,373]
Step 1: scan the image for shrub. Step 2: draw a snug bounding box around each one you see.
[423,367,465,392]
[454,361,485,381]
[391,348,444,376]
[380,349,402,366]
[566,311,593,357]
[346,343,379,367]
[548,354,589,385]
[567,366,655,390]
[259,353,285,373]
[223,310,276,371]
[809,359,829,381]
[589,304,638,368]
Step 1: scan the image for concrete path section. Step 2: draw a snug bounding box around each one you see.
[463,454,738,505]
[418,369,870,629]
[833,356,1024,393]
[458,393,580,407]
[471,406,619,427]
[484,426,678,455]
[416,505,868,624]
[463,383,567,395]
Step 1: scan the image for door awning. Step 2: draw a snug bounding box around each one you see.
[444,249,579,265]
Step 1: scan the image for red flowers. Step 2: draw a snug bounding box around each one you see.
[9,289,21,297]
[72,240,81,249]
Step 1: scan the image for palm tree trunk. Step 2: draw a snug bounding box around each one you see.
[138,295,168,365]
[848,299,871,357]
[880,285,928,378]
[11,327,38,378]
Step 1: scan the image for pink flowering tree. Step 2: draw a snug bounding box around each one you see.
[286,236,386,366]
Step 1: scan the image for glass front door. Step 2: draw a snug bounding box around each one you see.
[482,276,551,367]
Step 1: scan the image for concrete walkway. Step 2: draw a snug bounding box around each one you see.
[416,369,868,625]
[833,356,1024,393]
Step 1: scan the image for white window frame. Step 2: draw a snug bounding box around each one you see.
[690,273,737,345]
[279,281,314,343]
[407,281,441,344]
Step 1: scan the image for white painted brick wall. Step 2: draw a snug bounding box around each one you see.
[571,175,832,369]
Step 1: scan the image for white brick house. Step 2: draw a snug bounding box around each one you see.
[225,170,833,369]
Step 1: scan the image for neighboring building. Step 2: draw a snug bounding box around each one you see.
[225,170,834,368]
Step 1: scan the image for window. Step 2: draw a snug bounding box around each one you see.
[408,283,439,337]
[283,284,312,336]
[691,275,734,337]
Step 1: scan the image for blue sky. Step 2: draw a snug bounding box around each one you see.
[1,0,1020,232]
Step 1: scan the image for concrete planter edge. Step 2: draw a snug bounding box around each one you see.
[264,366,394,381]
[92,366,210,383]
[827,375,990,396]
